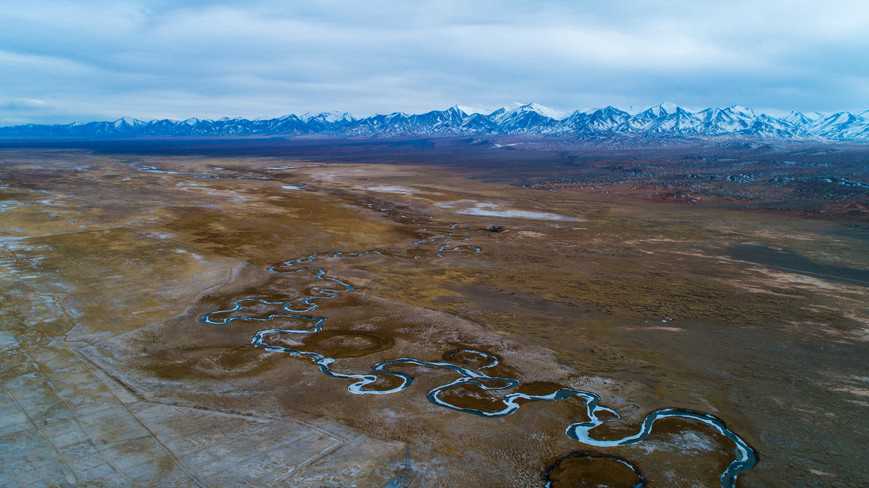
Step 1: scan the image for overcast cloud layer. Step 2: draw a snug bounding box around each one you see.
[1,0,867,125]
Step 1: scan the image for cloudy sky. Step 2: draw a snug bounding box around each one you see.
[1,0,867,125]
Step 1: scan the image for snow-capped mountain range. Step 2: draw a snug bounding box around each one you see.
[1,103,867,141]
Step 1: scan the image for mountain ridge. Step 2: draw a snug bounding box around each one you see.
[2,103,867,141]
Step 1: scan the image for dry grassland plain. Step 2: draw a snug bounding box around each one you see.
[1,144,867,487]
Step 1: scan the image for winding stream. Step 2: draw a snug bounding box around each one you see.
[200,244,758,487]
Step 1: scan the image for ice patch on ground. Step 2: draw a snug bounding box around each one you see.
[459,207,576,221]
[435,199,476,209]
[0,201,20,213]
[138,165,178,174]
[438,200,577,221]
[670,431,717,452]
[281,184,306,191]
[366,185,417,195]
[636,430,717,455]
[174,248,205,262]
[0,330,19,350]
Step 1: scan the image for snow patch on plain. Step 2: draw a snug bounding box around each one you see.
[438,200,578,221]
[366,185,417,195]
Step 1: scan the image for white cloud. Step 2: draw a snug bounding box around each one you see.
[0,0,866,124]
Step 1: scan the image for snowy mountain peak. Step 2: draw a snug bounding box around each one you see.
[2,103,867,141]
[643,103,685,117]
[506,102,562,119]
[645,105,669,117]
[112,117,144,127]
[726,104,756,116]
[785,111,818,126]
[827,112,857,124]
[301,111,354,123]
[593,105,629,116]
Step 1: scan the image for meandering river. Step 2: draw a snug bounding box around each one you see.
[201,244,757,487]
